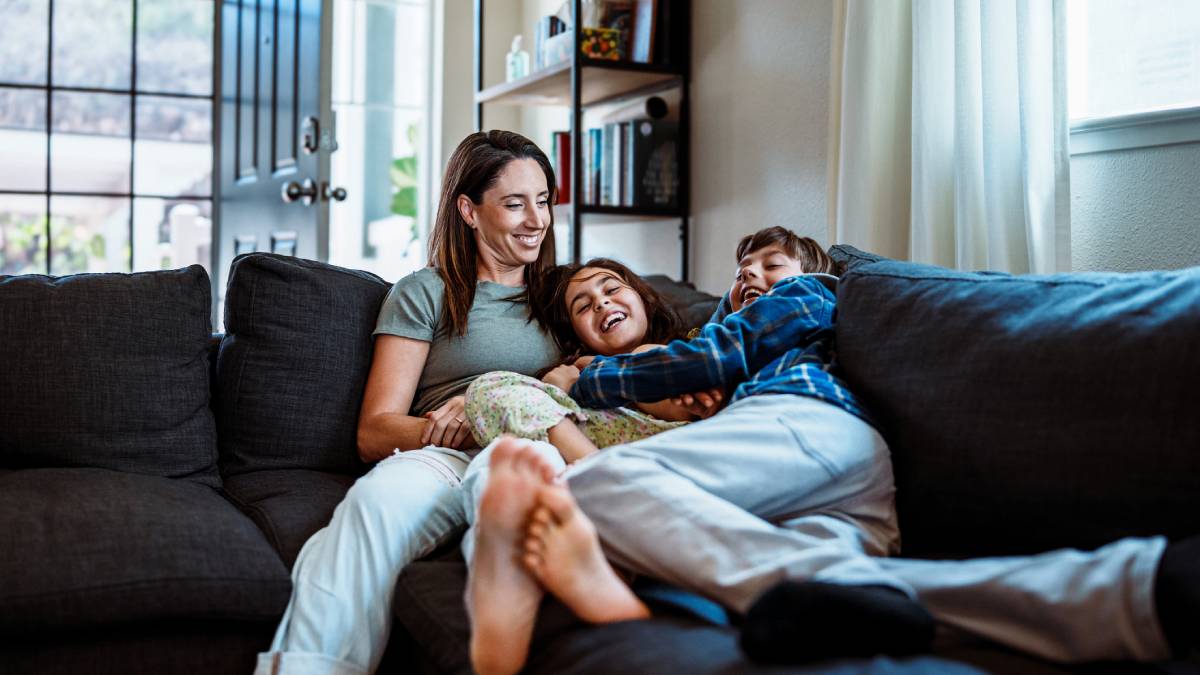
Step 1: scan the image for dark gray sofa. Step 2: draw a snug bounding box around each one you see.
[1,249,1197,674]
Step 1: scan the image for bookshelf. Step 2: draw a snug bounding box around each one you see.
[473,0,692,280]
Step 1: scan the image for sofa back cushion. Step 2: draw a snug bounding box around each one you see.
[835,261,1200,558]
[217,253,389,476]
[0,265,219,485]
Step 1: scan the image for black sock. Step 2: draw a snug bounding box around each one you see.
[1155,534,1200,657]
[739,581,935,664]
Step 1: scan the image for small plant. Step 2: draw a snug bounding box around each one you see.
[390,123,420,246]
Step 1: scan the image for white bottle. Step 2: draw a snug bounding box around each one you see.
[506,35,530,81]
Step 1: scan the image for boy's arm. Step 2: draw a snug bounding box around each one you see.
[569,277,834,408]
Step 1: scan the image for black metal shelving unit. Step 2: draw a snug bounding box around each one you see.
[472,0,691,281]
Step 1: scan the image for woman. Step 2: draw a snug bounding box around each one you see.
[256,130,562,675]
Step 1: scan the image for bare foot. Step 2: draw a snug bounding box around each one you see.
[522,484,650,624]
[468,438,559,675]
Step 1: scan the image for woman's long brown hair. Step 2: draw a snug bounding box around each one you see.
[427,130,557,337]
[535,258,686,357]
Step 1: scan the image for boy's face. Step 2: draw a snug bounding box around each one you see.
[730,244,806,312]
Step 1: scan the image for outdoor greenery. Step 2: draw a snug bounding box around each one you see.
[0,210,108,276]
[390,123,420,245]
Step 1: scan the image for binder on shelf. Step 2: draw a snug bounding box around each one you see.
[628,118,678,209]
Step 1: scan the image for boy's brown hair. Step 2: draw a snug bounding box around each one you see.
[536,258,686,357]
[734,226,842,275]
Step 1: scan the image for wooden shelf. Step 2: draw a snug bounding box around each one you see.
[477,60,682,108]
[554,203,684,224]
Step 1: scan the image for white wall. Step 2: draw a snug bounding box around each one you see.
[689,0,833,294]
[1070,143,1200,272]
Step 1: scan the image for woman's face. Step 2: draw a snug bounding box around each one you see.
[729,244,806,312]
[460,158,551,271]
[565,267,649,356]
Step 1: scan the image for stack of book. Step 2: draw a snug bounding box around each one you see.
[553,120,678,210]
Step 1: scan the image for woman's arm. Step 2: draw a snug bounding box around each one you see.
[356,335,435,462]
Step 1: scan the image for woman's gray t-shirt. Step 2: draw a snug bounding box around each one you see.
[374,267,560,416]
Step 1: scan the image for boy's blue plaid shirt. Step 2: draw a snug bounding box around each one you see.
[569,275,873,427]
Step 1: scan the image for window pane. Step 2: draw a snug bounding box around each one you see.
[51,91,132,193]
[1069,0,1200,120]
[136,0,214,95]
[333,0,426,107]
[328,105,423,281]
[53,0,133,89]
[48,195,130,275]
[132,197,211,273]
[0,0,49,85]
[0,88,48,191]
[391,2,427,107]
[1,194,48,275]
[134,96,212,196]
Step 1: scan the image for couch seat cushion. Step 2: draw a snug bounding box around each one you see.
[0,468,291,633]
[0,266,218,485]
[836,261,1200,557]
[223,469,356,568]
[217,254,390,476]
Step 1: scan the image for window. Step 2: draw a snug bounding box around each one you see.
[0,0,214,276]
[327,0,432,281]
[1068,0,1200,153]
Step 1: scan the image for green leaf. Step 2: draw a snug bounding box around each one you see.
[391,186,418,218]
[390,156,417,188]
[407,123,418,147]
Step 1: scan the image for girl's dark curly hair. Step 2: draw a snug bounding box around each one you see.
[533,258,686,357]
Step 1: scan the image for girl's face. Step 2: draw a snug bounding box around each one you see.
[565,267,649,356]
[459,158,551,271]
[730,244,806,311]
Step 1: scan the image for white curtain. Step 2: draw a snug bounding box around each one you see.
[829,0,1071,273]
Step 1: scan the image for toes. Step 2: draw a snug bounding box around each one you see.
[537,484,578,526]
[489,436,523,467]
[527,520,547,541]
[530,505,553,528]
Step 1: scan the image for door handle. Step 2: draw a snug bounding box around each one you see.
[321,182,348,202]
[281,178,319,205]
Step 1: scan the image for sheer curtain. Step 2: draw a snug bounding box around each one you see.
[829,0,1071,273]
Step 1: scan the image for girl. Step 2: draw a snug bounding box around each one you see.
[464,258,712,464]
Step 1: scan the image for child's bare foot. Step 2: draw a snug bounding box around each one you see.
[522,484,650,624]
[468,438,559,675]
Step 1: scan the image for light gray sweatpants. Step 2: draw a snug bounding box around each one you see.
[564,394,1171,664]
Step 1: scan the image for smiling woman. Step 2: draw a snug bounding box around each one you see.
[256,130,566,675]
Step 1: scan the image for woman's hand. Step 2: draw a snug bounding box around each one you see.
[670,388,725,420]
[542,364,581,392]
[421,395,476,449]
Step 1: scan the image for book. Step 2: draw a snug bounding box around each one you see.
[601,123,616,205]
[552,131,571,204]
[628,118,678,208]
[623,120,635,206]
[588,127,603,205]
[630,0,657,63]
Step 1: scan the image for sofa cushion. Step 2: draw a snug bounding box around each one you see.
[223,469,356,568]
[217,254,390,476]
[829,243,889,273]
[835,261,1200,557]
[0,468,291,633]
[643,275,721,331]
[0,266,218,485]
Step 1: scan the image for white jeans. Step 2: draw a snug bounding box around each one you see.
[255,447,472,675]
[566,394,1172,663]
